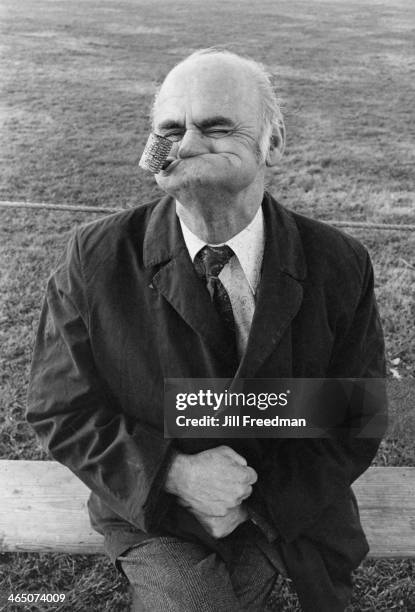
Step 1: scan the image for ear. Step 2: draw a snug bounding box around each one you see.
[265,124,286,167]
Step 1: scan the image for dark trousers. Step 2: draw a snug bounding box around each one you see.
[117,523,285,611]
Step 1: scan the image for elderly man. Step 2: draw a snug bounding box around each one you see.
[27,49,386,611]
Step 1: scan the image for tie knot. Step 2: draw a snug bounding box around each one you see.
[195,245,234,279]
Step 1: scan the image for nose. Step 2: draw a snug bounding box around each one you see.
[176,128,208,159]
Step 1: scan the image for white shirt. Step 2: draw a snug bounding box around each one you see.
[178,206,265,358]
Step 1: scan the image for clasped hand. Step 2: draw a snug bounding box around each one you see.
[165,445,258,538]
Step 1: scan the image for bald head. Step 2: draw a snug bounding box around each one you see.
[159,52,259,102]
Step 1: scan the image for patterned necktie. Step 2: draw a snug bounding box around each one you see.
[194,245,236,343]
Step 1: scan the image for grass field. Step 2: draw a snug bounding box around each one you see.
[1,0,414,609]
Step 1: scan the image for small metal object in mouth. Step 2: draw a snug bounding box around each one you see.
[138,133,174,174]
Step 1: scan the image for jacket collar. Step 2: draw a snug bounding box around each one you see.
[143,195,238,365]
[143,192,306,278]
[143,195,184,268]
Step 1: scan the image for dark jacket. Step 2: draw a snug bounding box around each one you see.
[27,192,386,611]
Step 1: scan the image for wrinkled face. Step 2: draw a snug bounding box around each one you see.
[152,57,266,200]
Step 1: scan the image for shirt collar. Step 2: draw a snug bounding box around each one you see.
[177,204,265,294]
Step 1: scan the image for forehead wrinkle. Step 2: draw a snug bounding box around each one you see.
[154,58,263,134]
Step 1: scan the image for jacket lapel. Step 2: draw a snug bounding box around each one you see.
[236,193,307,378]
[142,193,307,375]
[143,196,237,365]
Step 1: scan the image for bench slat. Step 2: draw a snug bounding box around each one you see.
[352,467,415,557]
[1,461,414,557]
[1,460,103,554]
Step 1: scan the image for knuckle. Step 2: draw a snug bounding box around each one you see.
[239,470,252,484]
[234,466,247,479]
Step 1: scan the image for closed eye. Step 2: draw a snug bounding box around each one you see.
[204,128,232,137]
[160,127,231,141]
[161,130,185,142]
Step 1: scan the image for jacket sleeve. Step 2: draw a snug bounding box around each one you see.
[249,250,387,543]
[26,231,174,532]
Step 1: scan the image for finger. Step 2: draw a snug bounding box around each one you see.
[239,505,249,520]
[244,466,258,484]
[236,485,253,502]
[232,504,249,521]
[219,446,247,466]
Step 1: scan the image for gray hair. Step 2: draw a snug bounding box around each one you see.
[151,47,286,161]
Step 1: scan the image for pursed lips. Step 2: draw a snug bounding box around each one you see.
[159,153,232,175]
[160,158,181,174]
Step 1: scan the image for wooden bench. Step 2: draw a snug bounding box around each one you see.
[1,461,414,557]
